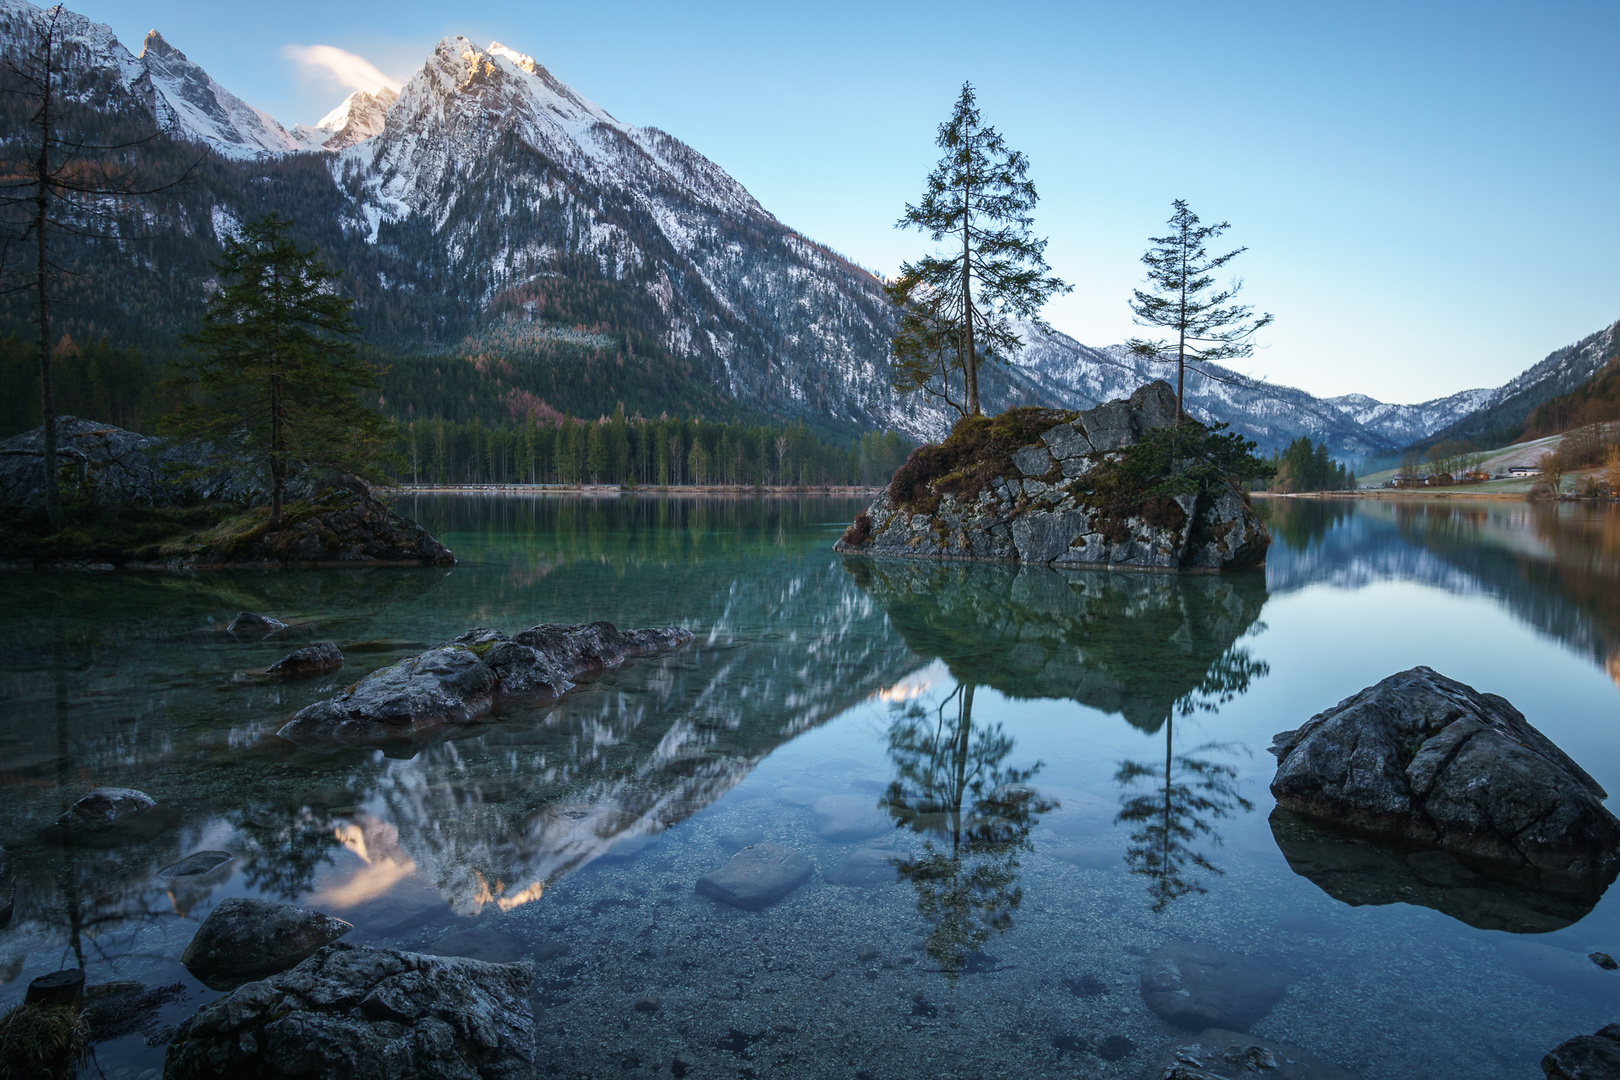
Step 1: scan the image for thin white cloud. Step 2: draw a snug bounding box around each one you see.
[283,44,401,94]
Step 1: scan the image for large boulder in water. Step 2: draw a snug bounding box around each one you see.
[833,382,1268,572]
[55,787,159,842]
[1543,1024,1620,1080]
[1269,667,1620,888]
[266,642,344,679]
[180,897,351,990]
[163,942,533,1080]
[277,621,693,751]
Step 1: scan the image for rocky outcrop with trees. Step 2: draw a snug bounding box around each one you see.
[834,382,1270,571]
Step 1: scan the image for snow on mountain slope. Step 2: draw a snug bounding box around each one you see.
[0,0,298,159]
[1325,387,1494,446]
[292,87,398,152]
[138,30,299,158]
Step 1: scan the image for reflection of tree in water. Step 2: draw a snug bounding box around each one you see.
[885,684,1053,977]
[1114,644,1265,910]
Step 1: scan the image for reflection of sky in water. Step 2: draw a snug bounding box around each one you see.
[4,495,1620,1078]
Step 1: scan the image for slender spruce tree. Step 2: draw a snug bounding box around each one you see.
[1127,200,1273,419]
[888,82,1069,417]
[163,214,391,528]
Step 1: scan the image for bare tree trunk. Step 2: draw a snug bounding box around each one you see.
[35,29,61,530]
[270,371,285,528]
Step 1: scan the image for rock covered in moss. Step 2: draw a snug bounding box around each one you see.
[835,382,1268,572]
[278,621,693,751]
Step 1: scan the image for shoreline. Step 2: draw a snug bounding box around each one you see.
[385,484,885,497]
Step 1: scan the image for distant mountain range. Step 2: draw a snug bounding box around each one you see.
[0,0,1610,457]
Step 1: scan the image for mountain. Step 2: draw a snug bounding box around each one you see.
[1402,320,1620,451]
[0,0,1512,455]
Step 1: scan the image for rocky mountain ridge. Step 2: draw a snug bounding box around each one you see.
[0,0,1599,456]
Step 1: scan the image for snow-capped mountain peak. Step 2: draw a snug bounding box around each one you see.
[137,28,298,158]
[292,86,398,151]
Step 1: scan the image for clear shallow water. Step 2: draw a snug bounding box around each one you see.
[3,494,1620,1078]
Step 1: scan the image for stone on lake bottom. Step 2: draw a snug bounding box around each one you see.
[717,826,765,854]
[695,844,813,910]
[162,943,533,1080]
[266,641,344,679]
[1139,942,1289,1031]
[227,611,285,637]
[430,926,528,964]
[158,851,233,879]
[812,794,891,841]
[1147,1028,1359,1080]
[824,846,901,887]
[180,897,352,990]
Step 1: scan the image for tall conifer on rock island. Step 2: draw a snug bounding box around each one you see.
[1127,200,1273,420]
[887,82,1069,417]
[163,214,391,529]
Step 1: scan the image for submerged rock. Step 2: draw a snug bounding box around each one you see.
[56,787,157,838]
[834,382,1268,572]
[158,850,234,880]
[1147,1028,1359,1079]
[695,844,814,910]
[163,942,534,1080]
[824,846,902,887]
[1139,942,1289,1031]
[228,611,286,637]
[180,897,352,990]
[1270,808,1608,933]
[265,641,344,679]
[1543,1023,1620,1080]
[277,621,693,751]
[83,980,187,1045]
[1270,667,1620,886]
[812,794,891,841]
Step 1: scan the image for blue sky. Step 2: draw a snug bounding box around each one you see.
[73,0,1619,405]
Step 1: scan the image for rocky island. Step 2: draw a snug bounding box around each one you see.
[0,418,453,569]
[834,382,1269,571]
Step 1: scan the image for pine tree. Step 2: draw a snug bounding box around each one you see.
[1127,200,1273,419]
[162,214,390,528]
[888,82,1069,416]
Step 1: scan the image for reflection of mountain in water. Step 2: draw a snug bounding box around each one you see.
[0,496,920,945]
[841,558,1268,733]
[1266,499,1620,680]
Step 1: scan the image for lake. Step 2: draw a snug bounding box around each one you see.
[3,493,1620,1079]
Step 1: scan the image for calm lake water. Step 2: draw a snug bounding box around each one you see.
[4,493,1620,1079]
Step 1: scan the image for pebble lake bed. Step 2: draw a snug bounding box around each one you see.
[5,493,1620,1078]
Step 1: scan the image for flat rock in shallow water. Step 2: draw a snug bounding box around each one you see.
[57,787,156,837]
[266,641,344,679]
[1139,942,1288,1031]
[695,844,813,910]
[812,794,891,841]
[277,622,692,751]
[1147,1028,1359,1080]
[429,926,528,964]
[1270,667,1620,885]
[158,850,233,879]
[823,846,900,887]
[163,942,533,1080]
[180,897,351,990]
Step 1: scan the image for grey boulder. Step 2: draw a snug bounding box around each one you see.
[1139,941,1288,1031]
[1270,667,1620,885]
[266,642,344,679]
[163,942,533,1080]
[180,897,352,990]
[695,844,814,910]
[1544,1023,1620,1080]
[1147,1028,1359,1080]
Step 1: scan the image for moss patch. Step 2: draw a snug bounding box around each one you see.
[889,407,1077,515]
[841,512,874,547]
